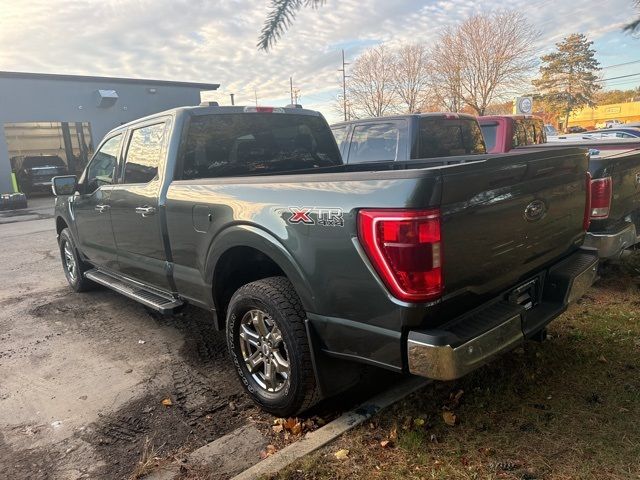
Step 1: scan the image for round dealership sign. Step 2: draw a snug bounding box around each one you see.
[517,96,533,114]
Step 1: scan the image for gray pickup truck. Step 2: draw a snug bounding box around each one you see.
[53,105,597,416]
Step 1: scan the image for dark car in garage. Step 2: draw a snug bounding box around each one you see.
[11,155,68,195]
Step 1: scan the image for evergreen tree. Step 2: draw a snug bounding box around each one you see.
[532,34,601,130]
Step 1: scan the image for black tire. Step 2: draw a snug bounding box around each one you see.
[226,276,319,417]
[58,228,93,292]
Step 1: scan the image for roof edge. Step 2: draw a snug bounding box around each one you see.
[0,70,219,90]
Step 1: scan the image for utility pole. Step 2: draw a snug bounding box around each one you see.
[293,88,301,105]
[254,89,258,107]
[290,77,294,105]
[338,49,350,121]
[229,93,235,106]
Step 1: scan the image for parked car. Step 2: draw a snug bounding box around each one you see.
[595,119,624,129]
[544,124,558,137]
[566,126,588,133]
[581,128,640,139]
[11,155,68,195]
[53,105,597,416]
[477,115,546,154]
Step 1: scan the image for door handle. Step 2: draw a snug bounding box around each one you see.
[95,204,110,213]
[135,206,156,217]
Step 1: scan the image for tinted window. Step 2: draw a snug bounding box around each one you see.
[348,123,399,163]
[87,134,122,190]
[417,118,486,159]
[480,123,498,151]
[331,126,348,152]
[23,156,65,168]
[180,114,341,179]
[124,123,165,183]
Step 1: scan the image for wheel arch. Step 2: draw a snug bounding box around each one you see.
[205,225,315,329]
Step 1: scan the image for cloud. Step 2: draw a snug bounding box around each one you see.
[0,0,635,123]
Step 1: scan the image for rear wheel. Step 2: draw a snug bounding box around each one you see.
[58,228,93,292]
[226,276,319,417]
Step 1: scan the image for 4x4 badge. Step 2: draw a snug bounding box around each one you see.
[287,207,344,227]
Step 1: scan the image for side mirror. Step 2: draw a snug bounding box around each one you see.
[52,175,78,196]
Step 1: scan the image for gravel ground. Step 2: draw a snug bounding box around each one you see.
[0,203,257,479]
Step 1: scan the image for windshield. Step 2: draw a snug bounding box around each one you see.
[23,156,65,168]
[180,113,342,179]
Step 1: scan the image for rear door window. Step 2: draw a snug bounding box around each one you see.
[179,113,342,179]
[480,123,498,152]
[123,123,166,184]
[347,123,401,163]
[512,120,527,148]
[417,117,486,158]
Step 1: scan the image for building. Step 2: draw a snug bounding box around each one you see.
[568,101,640,129]
[0,71,219,193]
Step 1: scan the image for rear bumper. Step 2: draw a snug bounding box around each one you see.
[407,250,598,381]
[583,222,637,258]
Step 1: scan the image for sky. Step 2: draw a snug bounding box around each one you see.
[1,0,639,123]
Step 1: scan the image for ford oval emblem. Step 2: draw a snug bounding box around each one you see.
[524,199,546,222]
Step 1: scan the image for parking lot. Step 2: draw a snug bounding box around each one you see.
[0,198,262,479]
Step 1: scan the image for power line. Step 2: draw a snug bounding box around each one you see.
[601,60,640,69]
[597,72,640,82]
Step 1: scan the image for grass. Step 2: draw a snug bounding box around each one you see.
[269,255,640,480]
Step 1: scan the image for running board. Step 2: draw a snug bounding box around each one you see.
[84,269,184,314]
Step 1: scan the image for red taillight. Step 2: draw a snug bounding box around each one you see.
[358,209,443,303]
[584,172,592,231]
[590,176,612,219]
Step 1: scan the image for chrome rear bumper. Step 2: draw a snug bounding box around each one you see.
[583,222,637,258]
[407,250,598,381]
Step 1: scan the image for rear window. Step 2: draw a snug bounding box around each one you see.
[348,123,400,163]
[180,113,342,179]
[23,156,65,168]
[416,118,486,159]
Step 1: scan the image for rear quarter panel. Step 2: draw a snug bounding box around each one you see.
[164,171,441,328]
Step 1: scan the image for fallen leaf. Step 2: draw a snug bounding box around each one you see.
[442,411,457,426]
[413,418,425,427]
[389,425,398,442]
[290,421,302,436]
[260,444,277,459]
[380,440,390,448]
[334,449,349,460]
[284,417,296,429]
[161,398,173,407]
[272,424,284,434]
[598,355,608,363]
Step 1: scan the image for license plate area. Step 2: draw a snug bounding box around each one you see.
[507,275,543,310]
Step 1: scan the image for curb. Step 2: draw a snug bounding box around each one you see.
[231,376,429,480]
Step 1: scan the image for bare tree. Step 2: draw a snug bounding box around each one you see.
[346,44,398,118]
[430,11,539,115]
[393,44,431,113]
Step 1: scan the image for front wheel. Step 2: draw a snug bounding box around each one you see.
[58,228,93,292]
[226,276,319,417]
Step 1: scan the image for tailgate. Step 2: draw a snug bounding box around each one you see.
[440,148,588,302]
